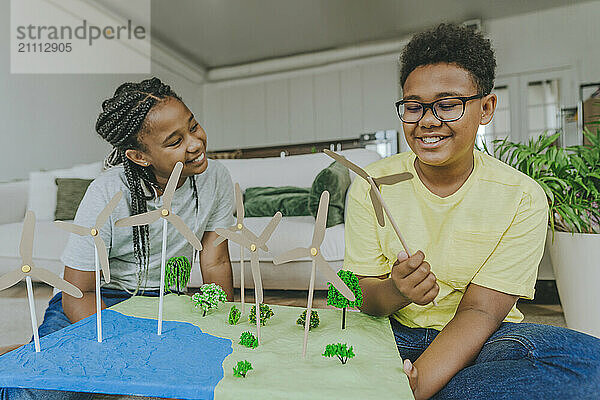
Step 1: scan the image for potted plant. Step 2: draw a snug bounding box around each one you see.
[480,129,600,337]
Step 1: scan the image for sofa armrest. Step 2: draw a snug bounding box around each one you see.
[0,180,28,224]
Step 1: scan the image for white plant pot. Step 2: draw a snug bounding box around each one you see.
[547,230,600,338]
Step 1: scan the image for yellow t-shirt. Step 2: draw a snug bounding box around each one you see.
[343,150,549,330]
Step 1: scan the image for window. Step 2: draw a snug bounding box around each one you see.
[527,79,560,140]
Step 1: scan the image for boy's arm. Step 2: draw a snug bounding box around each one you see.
[62,266,107,323]
[200,231,234,301]
[407,283,518,400]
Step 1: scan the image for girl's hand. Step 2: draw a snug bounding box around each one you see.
[404,359,423,400]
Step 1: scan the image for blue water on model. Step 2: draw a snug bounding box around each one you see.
[0,310,232,400]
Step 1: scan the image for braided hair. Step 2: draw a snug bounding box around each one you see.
[96,77,199,292]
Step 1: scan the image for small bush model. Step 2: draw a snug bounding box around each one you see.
[191,283,227,316]
[165,256,191,295]
[327,270,363,329]
[233,360,253,378]
[322,343,356,365]
[296,309,320,330]
[228,305,241,325]
[239,331,258,349]
[248,303,274,326]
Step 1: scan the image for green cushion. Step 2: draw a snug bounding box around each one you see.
[308,161,351,228]
[244,186,311,217]
[54,178,93,221]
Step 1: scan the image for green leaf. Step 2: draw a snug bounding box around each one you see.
[248,303,274,325]
[228,305,241,325]
[233,360,253,378]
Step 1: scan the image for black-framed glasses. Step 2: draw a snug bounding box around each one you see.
[395,94,484,123]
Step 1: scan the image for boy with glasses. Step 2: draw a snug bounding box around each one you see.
[344,23,600,399]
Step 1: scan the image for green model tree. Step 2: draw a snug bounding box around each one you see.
[228,305,241,325]
[191,283,227,316]
[233,360,253,378]
[296,309,320,330]
[322,343,356,365]
[239,331,258,349]
[248,303,274,326]
[165,256,192,295]
[326,269,363,329]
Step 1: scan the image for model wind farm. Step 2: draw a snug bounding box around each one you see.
[0,156,414,399]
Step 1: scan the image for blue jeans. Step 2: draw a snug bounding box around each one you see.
[1,288,160,400]
[390,318,600,399]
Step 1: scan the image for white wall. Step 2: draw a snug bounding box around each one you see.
[202,1,600,153]
[0,0,205,182]
[203,54,401,151]
[489,1,600,84]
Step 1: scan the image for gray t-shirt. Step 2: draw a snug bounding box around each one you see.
[60,159,235,293]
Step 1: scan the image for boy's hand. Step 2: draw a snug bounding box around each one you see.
[390,251,439,306]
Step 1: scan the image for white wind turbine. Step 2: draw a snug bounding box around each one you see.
[115,162,203,335]
[215,212,282,345]
[54,190,123,342]
[273,191,356,358]
[213,183,266,315]
[0,211,83,352]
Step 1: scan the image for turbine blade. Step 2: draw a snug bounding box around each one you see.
[163,162,184,210]
[235,183,244,224]
[215,228,253,250]
[20,211,35,266]
[311,191,329,248]
[250,252,263,304]
[95,191,123,228]
[257,211,282,246]
[240,227,267,251]
[369,187,386,227]
[213,229,229,247]
[32,267,83,298]
[167,214,203,251]
[115,209,161,227]
[272,247,311,265]
[372,172,413,187]
[93,236,111,284]
[323,149,369,180]
[53,221,89,236]
[213,236,225,247]
[0,270,25,291]
[315,254,356,302]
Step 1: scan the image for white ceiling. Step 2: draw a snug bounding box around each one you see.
[97,0,593,69]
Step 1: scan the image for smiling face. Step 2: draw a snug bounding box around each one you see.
[401,63,496,173]
[125,97,208,188]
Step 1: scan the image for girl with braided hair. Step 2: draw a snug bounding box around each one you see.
[1,77,235,400]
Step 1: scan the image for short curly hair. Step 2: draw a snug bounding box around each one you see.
[400,23,496,95]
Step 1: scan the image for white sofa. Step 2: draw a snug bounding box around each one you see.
[0,148,381,291]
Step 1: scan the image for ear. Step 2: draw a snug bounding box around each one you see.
[480,93,497,125]
[125,149,150,168]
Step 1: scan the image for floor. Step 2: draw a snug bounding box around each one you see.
[0,282,566,350]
